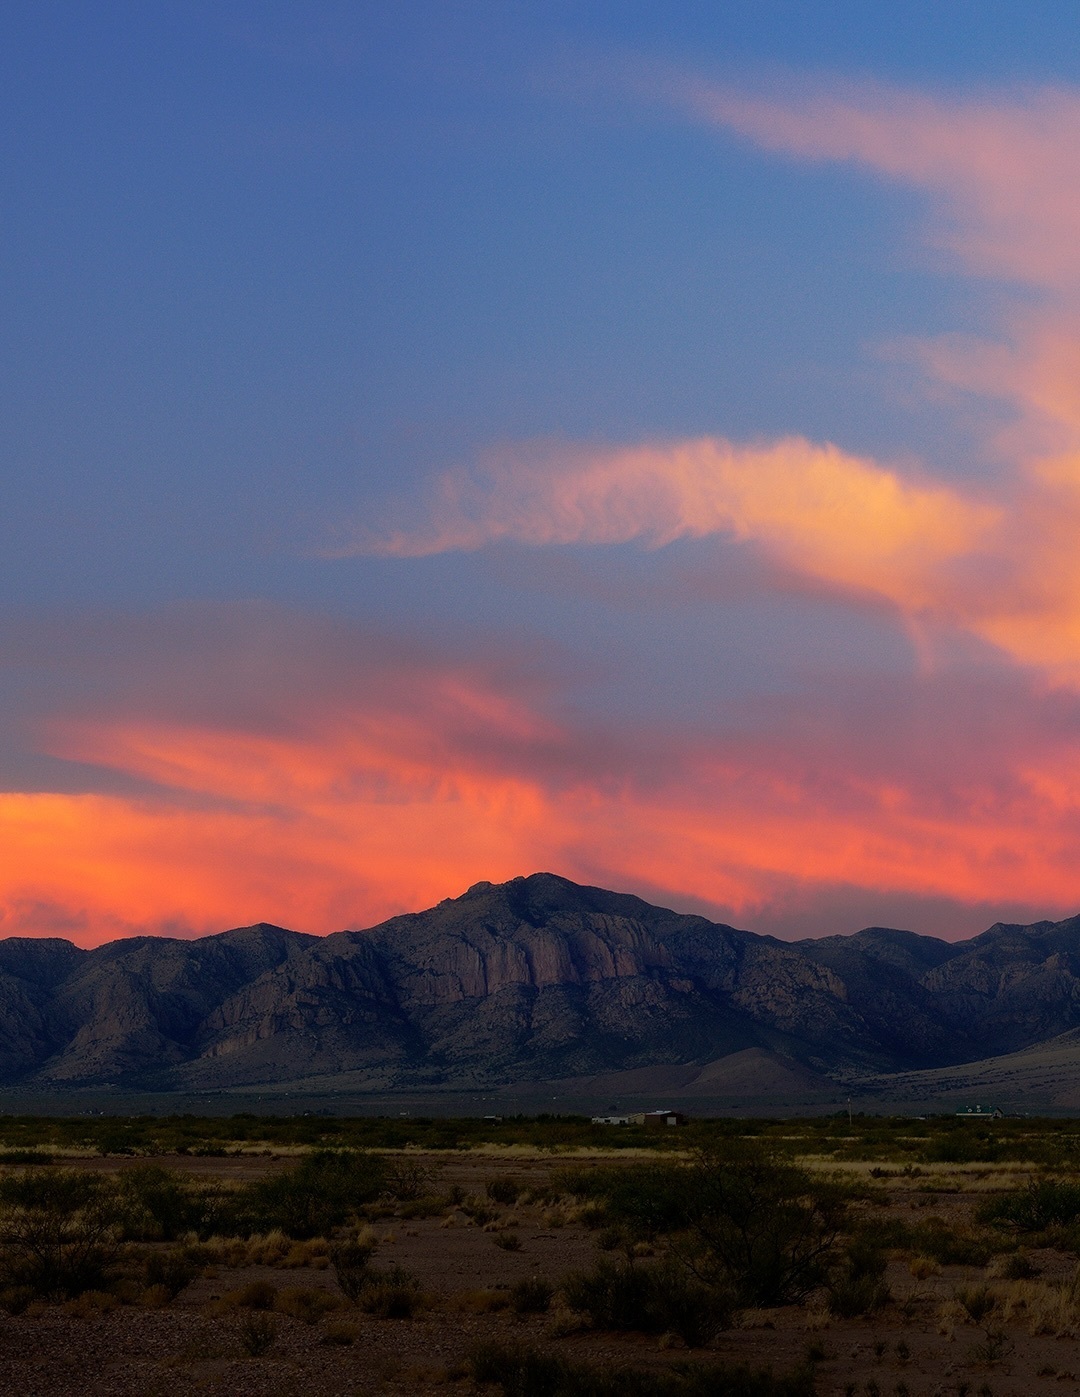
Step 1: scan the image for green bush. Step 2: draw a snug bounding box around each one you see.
[919,1132,1002,1165]
[978,1179,1080,1233]
[562,1258,731,1347]
[571,1144,844,1307]
[0,1169,121,1300]
[560,1163,689,1236]
[330,1236,376,1301]
[115,1164,213,1240]
[239,1150,386,1238]
[487,1177,522,1206]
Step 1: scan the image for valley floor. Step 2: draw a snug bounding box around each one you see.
[3,1131,1080,1394]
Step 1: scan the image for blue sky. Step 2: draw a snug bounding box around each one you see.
[6,3,1080,943]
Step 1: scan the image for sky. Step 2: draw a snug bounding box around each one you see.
[6,2,1080,945]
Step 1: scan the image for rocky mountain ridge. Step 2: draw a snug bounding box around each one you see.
[1,873,1079,1094]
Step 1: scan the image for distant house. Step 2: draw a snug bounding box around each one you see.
[591,1110,688,1127]
[633,1110,688,1129]
[955,1105,1004,1120]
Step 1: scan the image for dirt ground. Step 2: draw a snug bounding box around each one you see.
[2,1147,1080,1396]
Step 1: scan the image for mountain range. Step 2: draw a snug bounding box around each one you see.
[3,872,1080,1106]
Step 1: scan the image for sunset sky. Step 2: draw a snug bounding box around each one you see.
[7,3,1080,945]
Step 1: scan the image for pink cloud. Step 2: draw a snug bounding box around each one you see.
[675,77,1080,291]
[2,605,1080,944]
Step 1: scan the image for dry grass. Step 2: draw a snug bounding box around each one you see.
[996,1273,1080,1337]
[274,1286,342,1324]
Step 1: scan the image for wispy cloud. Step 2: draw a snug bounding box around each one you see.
[674,77,1080,291]
[341,76,1080,691]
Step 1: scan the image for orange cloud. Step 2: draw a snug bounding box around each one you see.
[351,428,1080,682]
[355,434,996,611]
[4,643,1080,944]
[669,76,1080,682]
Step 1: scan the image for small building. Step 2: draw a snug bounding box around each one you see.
[591,1115,631,1126]
[955,1105,1003,1120]
[632,1109,688,1129]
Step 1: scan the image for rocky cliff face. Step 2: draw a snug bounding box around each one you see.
[1,874,1079,1091]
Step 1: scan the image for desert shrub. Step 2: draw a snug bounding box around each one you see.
[399,1194,450,1219]
[462,1198,497,1226]
[827,1240,890,1318]
[274,1285,339,1323]
[469,1342,816,1396]
[576,1144,844,1308]
[511,1276,554,1314]
[330,1235,376,1301]
[384,1157,434,1202]
[208,1280,279,1316]
[356,1265,423,1319]
[282,1237,329,1268]
[0,1285,35,1315]
[142,1247,197,1299]
[562,1163,688,1236]
[1001,1252,1038,1279]
[240,1149,386,1238]
[115,1165,207,1241]
[487,1177,522,1206]
[955,1284,997,1325]
[495,1232,523,1251]
[919,1132,1002,1164]
[903,1218,994,1267]
[0,1169,121,1300]
[562,1258,731,1347]
[240,1229,290,1266]
[978,1179,1080,1233]
[234,1279,278,1309]
[238,1310,278,1357]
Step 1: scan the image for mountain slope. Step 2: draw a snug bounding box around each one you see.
[1,874,1080,1093]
